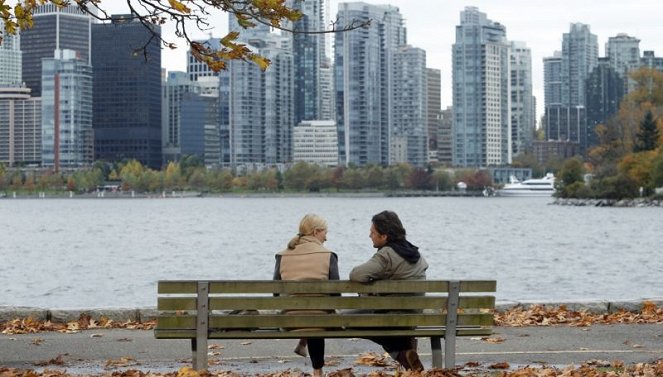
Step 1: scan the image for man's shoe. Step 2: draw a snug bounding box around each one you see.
[396,349,424,371]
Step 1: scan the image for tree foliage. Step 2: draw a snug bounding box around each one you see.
[0,0,369,71]
[633,111,660,152]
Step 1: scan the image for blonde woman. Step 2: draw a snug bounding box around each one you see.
[273,214,339,377]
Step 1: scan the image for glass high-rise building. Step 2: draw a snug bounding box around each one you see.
[606,34,640,94]
[92,15,162,169]
[392,45,428,167]
[510,41,535,157]
[452,6,511,167]
[41,49,93,170]
[0,22,22,87]
[561,23,598,107]
[20,4,91,96]
[291,0,329,124]
[585,58,624,152]
[334,3,405,166]
[426,68,441,153]
[225,21,293,166]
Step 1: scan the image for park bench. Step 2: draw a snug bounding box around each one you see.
[154,279,496,371]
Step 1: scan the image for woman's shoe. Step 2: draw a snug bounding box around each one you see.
[294,342,308,357]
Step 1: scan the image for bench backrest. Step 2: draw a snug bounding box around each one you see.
[156,280,496,338]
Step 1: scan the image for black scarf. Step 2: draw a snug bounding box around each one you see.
[386,239,420,263]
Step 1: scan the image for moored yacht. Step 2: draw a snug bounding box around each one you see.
[497,173,555,197]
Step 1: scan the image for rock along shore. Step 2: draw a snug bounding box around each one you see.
[2,298,663,322]
[553,197,663,207]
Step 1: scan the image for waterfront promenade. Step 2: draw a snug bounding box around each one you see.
[2,325,662,374]
[2,300,663,375]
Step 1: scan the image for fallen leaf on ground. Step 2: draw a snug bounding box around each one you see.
[33,355,66,366]
[208,344,225,350]
[481,336,505,344]
[90,333,103,338]
[327,368,355,377]
[354,352,391,367]
[489,362,510,369]
[31,338,44,346]
[240,341,252,345]
[104,356,137,369]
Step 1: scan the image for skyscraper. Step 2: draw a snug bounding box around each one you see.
[92,15,162,169]
[606,34,640,93]
[41,49,93,170]
[164,71,200,162]
[452,6,511,167]
[20,4,91,96]
[543,52,563,107]
[426,68,441,153]
[226,20,293,166]
[585,58,624,151]
[510,41,535,157]
[291,0,329,124]
[392,45,428,166]
[544,23,597,153]
[0,22,22,87]
[334,2,405,166]
[561,23,598,107]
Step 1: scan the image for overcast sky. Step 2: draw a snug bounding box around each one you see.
[101,1,663,125]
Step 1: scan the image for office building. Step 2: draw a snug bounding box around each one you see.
[0,88,41,166]
[41,49,93,170]
[293,120,338,166]
[180,79,221,166]
[334,3,405,166]
[92,15,162,169]
[163,71,200,162]
[452,6,511,167]
[21,4,91,96]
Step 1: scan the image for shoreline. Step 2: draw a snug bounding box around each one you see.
[2,298,662,323]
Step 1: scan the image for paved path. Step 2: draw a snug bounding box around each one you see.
[1,324,662,374]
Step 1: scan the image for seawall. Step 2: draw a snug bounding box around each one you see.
[2,298,663,322]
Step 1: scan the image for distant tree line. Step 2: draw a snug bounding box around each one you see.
[0,157,494,195]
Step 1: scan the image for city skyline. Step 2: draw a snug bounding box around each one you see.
[95,0,663,126]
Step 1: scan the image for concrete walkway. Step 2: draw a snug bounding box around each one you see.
[2,324,662,374]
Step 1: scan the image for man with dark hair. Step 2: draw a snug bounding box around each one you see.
[349,210,428,371]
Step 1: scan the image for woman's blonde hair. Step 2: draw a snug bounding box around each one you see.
[287,214,327,249]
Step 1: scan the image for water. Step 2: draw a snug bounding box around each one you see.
[1,196,660,308]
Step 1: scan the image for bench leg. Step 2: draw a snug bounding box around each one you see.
[430,336,443,369]
[444,333,456,369]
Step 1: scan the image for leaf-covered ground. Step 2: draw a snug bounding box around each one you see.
[3,301,663,335]
[2,359,663,377]
[2,302,663,376]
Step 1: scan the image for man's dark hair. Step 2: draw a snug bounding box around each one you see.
[372,210,406,242]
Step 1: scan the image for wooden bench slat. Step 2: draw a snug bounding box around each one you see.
[158,295,496,311]
[156,313,493,330]
[158,280,496,295]
[155,327,492,339]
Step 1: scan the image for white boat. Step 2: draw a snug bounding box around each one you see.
[497,173,555,197]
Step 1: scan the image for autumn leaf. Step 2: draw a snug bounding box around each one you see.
[354,352,391,367]
[251,55,271,71]
[167,0,191,14]
[488,362,510,369]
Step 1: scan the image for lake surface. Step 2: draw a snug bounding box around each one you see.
[0,196,660,308]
